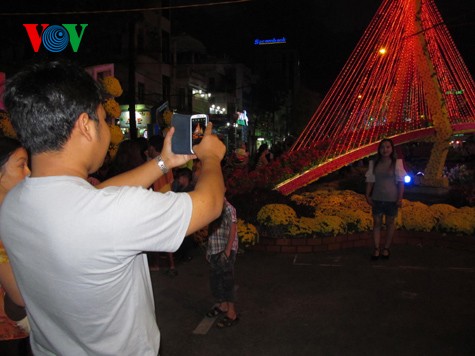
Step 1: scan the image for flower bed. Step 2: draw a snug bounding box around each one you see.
[233,188,475,252]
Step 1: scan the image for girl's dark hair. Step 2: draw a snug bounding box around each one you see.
[374,138,397,169]
[0,137,23,168]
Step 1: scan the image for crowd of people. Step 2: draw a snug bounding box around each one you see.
[225,140,283,176]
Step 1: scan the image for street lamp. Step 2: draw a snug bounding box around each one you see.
[210,104,226,115]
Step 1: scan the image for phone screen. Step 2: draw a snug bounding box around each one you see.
[191,115,208,146]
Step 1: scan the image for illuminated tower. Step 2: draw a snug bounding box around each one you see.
[282,0,475,194]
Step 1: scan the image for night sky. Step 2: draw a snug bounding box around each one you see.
[172,0,475,93]
[1,0,474,95]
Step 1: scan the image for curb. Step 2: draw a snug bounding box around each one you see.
[249,230,475,253]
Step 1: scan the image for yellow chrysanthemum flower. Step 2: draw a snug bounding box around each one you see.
[312,215,346,236]
[439,210,475,235]
[430,204,457,222]
[401,201,437,232]
[103,98,122,119]
[108,144,119,159]
[109,124,124,145]
[288,217,316,236]
[237,219,259,246]
[101,76,123,97]
[257,204,297,226]
[254,186,473,238]
[287,215,346,237]
[457,206,475,216]
[0,117,17,138]
[331,208,373,233]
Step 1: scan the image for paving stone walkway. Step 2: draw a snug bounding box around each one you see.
[152,243,475,356]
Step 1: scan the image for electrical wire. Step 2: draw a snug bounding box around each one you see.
[0,0,252,17]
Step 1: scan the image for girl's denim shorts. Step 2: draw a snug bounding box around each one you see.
[372,200,398,217]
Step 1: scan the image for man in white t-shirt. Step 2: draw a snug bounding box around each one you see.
[0,60,226,355]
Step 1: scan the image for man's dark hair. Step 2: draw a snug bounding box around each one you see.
[3,60,104,154]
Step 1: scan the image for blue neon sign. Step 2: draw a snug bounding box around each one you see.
[254,37,287,46]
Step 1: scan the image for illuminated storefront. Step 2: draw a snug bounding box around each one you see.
[119,104,151,138]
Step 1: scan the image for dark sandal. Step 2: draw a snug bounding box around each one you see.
[371,248,380,261]
[382,248,390,259]
[216,316,239,328]
[206,306,227,318]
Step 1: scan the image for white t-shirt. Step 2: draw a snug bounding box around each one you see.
[0,176,192,355]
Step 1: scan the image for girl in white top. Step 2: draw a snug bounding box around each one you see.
[365,138,406,260]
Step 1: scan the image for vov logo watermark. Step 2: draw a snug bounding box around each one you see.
[23,24,88,53]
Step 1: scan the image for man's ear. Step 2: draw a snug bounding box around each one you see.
[76,113,93,141]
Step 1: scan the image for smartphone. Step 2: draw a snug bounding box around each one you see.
[171,113,208,154]
[191,114,208,147]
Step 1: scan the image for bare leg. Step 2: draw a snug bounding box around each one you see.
[216,302,228,312]
[372,214,382,257]
[219,302,237,320]
[226,302,237,320]
[383,216,396,256]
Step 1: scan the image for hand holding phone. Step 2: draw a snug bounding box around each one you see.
[190,122,226,163]
[171,113,208,154]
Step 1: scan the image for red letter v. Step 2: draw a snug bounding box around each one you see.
[23,24,49,52]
